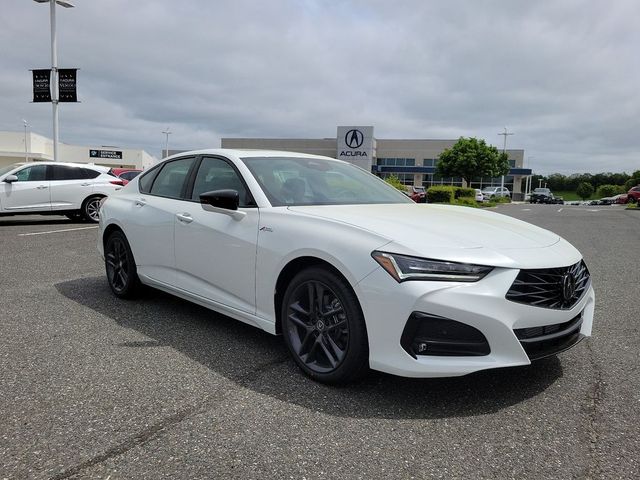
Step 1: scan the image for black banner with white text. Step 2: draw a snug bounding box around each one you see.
[32,69,52,102]
[58,69,78,102]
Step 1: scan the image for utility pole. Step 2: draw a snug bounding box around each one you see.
[162,127,171,158]
[498,127,514,192]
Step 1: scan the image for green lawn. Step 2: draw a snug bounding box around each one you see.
[553,190,595,201]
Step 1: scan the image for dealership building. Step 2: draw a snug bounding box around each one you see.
[222,126,532,200]
[0,131,156,170]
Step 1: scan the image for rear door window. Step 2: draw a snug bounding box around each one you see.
[149,157,195,199]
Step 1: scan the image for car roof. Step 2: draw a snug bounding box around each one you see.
[15,161,110,172]
[164,148,343,162]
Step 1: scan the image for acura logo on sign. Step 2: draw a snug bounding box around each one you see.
[345,129,364,149]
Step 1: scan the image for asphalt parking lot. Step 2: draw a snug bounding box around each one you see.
[1,204,639,479]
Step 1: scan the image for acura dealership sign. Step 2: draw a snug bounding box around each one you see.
[337,126,375,169]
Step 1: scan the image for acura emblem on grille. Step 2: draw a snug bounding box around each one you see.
[561,273,577,301]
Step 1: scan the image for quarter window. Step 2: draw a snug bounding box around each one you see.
[149,157,195,198]
[14,164,47,182]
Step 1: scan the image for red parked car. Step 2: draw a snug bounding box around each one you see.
[408,186,427,203]
[627,185,640,204]
[109,168,142,185]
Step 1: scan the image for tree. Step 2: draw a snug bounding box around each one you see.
[596,184,619,198]
[436,137,510,186]
[576,182,594,200]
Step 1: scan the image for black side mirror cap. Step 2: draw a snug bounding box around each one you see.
[199,189,239,211]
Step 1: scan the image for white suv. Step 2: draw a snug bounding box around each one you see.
[0,162,124,222]
[480,186,511,200]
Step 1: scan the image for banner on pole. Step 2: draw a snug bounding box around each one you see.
[58,68,78,102]
[32,69,52,102]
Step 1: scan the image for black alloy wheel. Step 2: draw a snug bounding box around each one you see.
[282,267,369,384]
[105,231,141,299]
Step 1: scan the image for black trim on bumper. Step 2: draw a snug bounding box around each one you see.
[514,314,584,360]
[401,312,491,359]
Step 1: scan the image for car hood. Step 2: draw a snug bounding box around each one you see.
[287,204,578,269]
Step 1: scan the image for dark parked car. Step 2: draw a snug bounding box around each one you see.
[530,188,563,204]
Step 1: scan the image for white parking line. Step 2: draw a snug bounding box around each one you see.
[557,208,563,212]
[19,226,98,237]
[521,208,531,211]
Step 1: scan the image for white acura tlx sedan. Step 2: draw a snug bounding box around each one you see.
[98,150,595,384]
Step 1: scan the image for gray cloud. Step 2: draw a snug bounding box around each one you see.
[0,0,638,174]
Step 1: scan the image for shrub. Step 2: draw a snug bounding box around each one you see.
[455,197,478,207]
[427,186,455,203]
[596,184,620,198]
[454,187,476,199]
[384,174,406,191]
[494,196,511,204]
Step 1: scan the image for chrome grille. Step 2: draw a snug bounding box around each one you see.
[506,260,590,310]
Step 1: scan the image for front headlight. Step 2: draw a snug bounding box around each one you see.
[371,251,493,282]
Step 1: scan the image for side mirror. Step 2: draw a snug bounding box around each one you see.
[199,189,246,220]
[4,174,18,183]
[200,189,239,210]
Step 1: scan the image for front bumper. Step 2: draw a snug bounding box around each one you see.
[356,266,595,378]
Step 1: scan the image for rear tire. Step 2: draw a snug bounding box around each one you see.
[281,266,369,384]
[82,196,104,223]
[105,230,141,299]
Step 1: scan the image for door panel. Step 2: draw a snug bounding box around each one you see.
[174,207,259,313]
[0,164,50,212]
[125,156,196,284]
[49,165,94,210]
[174,155,259,313]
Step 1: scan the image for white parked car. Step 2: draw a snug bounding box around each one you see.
[0,161,124,222]
[98,150,594,384]
[481,186,511,199]
[474,189,484,202]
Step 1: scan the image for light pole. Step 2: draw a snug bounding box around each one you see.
[23,120,30,162]
[498,127,514,191]
[527,156,535,196]
[33,0,75,162]
[162,127,172,158]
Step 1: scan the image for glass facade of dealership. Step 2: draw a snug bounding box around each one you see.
[221,126,532,200]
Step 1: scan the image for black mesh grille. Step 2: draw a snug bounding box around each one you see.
[514,314,584,360]
[506,260,590,310]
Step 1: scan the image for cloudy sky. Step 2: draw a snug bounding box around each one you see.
[1,0,638,174]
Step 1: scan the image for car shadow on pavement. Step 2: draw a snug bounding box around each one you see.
[56,276,564,420]
[0,216,74,227]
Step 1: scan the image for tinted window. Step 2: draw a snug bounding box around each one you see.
[51,165,85,181]
[120,171,140,181]
[149,157,194,198]
[14,164,47,182]
[191,157,252,206]
[82,169,100,179]
[138,166,160,193]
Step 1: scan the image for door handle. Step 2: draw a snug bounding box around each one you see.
[37,185,48,190]
[81,183,91,186]
[176,213,193,224]
[134,198,147,207]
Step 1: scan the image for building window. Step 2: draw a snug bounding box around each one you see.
[377,158,415,166]
[509,160,516,167]
[380,172,414,185]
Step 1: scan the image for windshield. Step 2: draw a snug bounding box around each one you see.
[0,163,24,177]
[241,156,413,206]
[534,188,550,193]
[481,187,497,192]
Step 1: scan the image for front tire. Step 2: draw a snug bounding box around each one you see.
[82,196,104,223]
[281,267,369,384]
[105,231,141,299]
